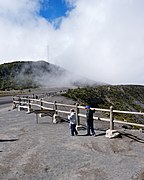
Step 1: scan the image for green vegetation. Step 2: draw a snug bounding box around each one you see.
[0,61,64,91]
[63,85,144,123]
[0,61,38,90]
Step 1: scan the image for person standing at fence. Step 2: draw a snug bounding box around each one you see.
[68,109,78,136]
[85,106,96,136]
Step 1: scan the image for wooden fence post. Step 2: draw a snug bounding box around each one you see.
[52,101,58,123]
[40,98,43,110]
[53,101,57,111]
[19,96,21,106]
[76,103,80,126]
[17,96,21,111]
[110,106,114,130]
[12,96,16,109]
[28,97,32,113]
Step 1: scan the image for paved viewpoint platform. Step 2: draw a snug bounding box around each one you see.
[0,106,144,180]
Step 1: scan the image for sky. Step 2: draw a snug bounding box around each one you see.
[0,0,144,85]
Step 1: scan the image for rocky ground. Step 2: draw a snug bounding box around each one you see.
[0,95,144,180]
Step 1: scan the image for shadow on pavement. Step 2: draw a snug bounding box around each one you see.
[0,139,18,142]
[120,132,144,143]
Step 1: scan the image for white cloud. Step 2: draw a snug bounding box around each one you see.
[0,0,144,85]
[0,0,56,62]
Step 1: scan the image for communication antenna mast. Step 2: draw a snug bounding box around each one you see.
[47,45,49,62]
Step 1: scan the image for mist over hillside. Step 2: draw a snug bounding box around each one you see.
[0,60,101,90]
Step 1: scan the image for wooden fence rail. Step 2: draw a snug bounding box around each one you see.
[12,96,144,130]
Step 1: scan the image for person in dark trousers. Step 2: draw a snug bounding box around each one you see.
[68,109,78,136]
[85,106,96,136]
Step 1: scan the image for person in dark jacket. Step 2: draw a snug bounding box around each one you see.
[85,106,96,136]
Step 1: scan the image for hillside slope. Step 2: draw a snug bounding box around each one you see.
[63,85,144,123]
[0,60,66,90]
[0,60,103,90]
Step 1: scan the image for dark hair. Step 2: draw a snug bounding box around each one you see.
[70,109,75,112]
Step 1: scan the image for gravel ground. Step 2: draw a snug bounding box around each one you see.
[0,100,144,180]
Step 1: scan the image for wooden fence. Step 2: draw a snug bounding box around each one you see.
[12,95,144,130]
